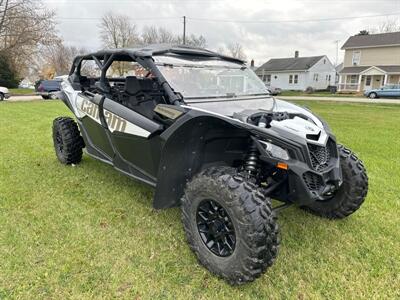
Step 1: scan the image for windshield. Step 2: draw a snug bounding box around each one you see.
[154,56,269,99]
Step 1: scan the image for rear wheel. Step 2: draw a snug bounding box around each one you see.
[369,92,377,99]
[42,95,50,100]
[181,166,279,285]
[52,117,84,164]
[304,145,368,219]
[49,92,58,100]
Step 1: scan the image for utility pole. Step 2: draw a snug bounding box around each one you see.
[334,40,339,67]
[183,16,186,45]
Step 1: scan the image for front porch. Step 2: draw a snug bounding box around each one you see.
[338,66,400,92]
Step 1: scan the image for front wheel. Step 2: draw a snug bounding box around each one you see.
[304,145,368,219]
[0,93,4,101]
[181,167,279,285]
[369,92,377,99]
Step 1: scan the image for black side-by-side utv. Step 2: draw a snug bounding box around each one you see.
[53,44,368,285]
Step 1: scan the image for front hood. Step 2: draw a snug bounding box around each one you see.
[273,99,324,129]
[187,97,330,146]
[263,99,329,146]
[269,115,328,146]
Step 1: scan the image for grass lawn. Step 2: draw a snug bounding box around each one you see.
[9,88,36,96]
[279,90,359,97]
[0,100,399,299]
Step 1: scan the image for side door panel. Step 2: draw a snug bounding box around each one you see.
[76,94,114,160]
[101,98,164,179]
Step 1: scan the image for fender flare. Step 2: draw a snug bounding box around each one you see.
[152,114,251,209]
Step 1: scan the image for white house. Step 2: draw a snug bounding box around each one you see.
[255,52,336,91]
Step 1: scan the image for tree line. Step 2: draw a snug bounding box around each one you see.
[0,0,246,87]
[1,0,398,87]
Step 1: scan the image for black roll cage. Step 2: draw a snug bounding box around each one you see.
[69,53,182,105]
[68,45,245,107]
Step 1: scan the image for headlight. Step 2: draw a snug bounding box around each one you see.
[259,140,290,160]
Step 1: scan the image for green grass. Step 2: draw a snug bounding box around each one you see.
[279,90,358,97]
[9,88,36,96]
[0,100,399,299]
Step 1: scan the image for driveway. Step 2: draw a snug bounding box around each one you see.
[279,96,400,105]
[6,95,42,102]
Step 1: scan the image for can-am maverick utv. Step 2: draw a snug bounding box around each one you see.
[53,44,368,285]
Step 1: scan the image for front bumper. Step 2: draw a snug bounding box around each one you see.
[257,138,342,205]
[285,159,342,205]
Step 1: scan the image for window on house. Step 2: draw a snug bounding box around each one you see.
[323,59,326,64]
[294,75,298,84]
[265,74,271,84]
[365,76,371,86]
[352,51,361,66]
[289,75,293,84]
[350,75,358,84]
[314,74,319,82]
[328,75,331,81]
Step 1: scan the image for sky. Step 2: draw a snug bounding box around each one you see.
[45,0,400,66]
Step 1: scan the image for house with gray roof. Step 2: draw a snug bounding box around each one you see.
[255,51,335,91]
[338,31,400,92]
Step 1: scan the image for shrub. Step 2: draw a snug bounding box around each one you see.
[0,55,19,88]
[305,86,314,94]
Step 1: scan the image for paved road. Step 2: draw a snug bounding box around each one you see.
[278,96,400,105]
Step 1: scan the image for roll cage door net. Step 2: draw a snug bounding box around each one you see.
[71,53,182,105]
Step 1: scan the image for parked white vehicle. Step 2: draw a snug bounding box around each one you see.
[0,87,10,101]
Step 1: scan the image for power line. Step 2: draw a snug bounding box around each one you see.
[188,12,400,24]
[54,16,180,21]
[51,11,400,24]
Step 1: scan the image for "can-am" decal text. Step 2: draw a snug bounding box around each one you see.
[80,99,127,132]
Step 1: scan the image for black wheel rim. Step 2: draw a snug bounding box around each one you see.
[55,131,63,153]
[196,199,236,257]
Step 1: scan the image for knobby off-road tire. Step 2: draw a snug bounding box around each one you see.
[181,166,279,285]
[304,145,368,219]
[52,117,84,164]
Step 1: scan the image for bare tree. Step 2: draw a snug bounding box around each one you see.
[0,0,57,77]
[141,25,206,47]
[356,30,369,36]
[99,13,139,49]
[99,13,140,75]
[141,25,175,44]
[176,34,207,47]
[37,40,87,77]
[372,18,400,33]
[227,43,247,60]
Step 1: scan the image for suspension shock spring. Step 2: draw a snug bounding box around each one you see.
[244,142,259,174]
